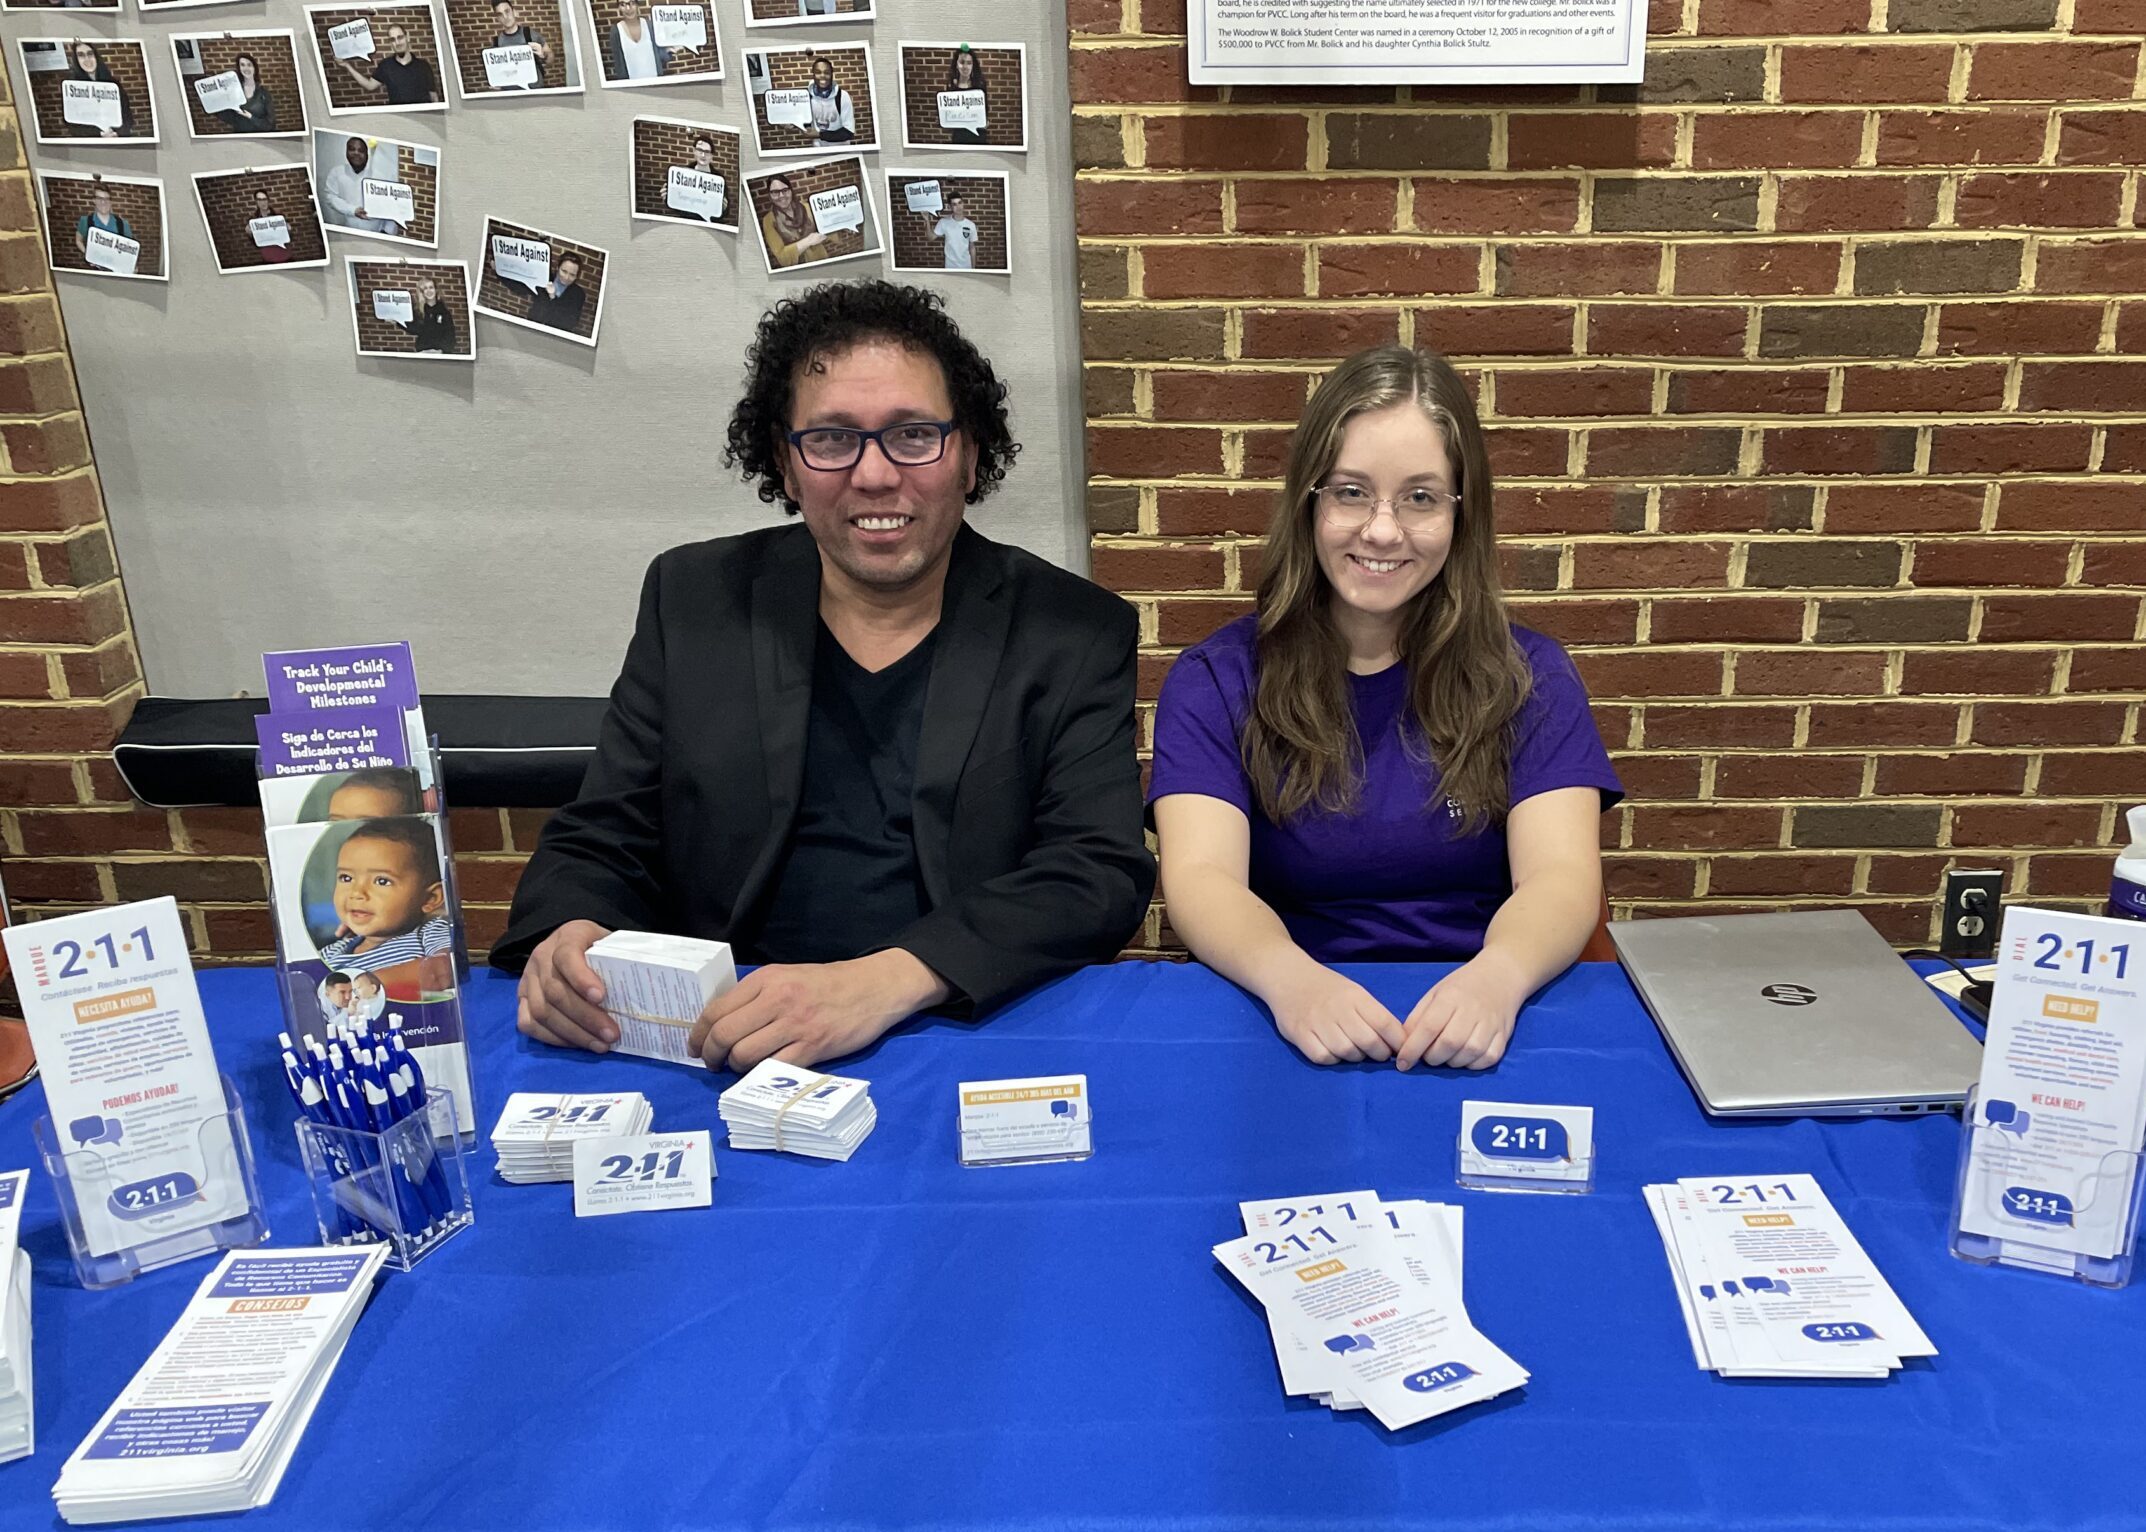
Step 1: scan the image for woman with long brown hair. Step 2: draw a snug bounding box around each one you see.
[1149,346,1620,1071]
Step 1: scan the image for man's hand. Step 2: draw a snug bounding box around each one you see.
[689,948,946,1073]
[1267,966,1406,1066]
[515,919,616,1051]
[1396,952,1528,1072]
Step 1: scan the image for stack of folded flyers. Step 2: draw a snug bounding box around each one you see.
[1214,1189,1529,1429]
[1644,1173,1936,1378]
[719,1060,876,1161]
[490,1091,654,1184]
[53,1247,388,1524]
[0,1170,30,1465]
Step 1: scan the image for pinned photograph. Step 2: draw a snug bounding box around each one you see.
[897,41,1027,153]
[137,0,245,11]
[313,127,440,249]
[347,257,475,360]
[885,168,1008,276]
[1,0,119,11]
[740,0,872,27]
[744,155,880,275]
[474,215,608,346]
[743,42,876,158]
[191,164,331,275]
[170,30,308,140]
[304,5,447,114]
[587,0,720,88]
[629,116,741,231]
[37,170,167,284]
[442,0,584,99]
[16,38,159,147]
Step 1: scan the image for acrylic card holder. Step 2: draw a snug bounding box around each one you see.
[1948,1086,2144,1289]
[1454,1102,1595,1195]
[33,1075,270,1291]
[294,1087,472,1271]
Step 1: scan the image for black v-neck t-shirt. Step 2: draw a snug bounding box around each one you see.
[753,621,939,965]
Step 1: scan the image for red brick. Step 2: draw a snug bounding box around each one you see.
[451,858,528,904]
[1629,803,1785,850]
[1613,752,1703,799]
[1506,113,1677,170]
[1068,0,1122,35]
[2074,0,2144,28]
[1606,855,1700,900]
[1240,306,1399,360]
[2023,853,2123,901]
[0,542,26,589]
[1069,44,1207,105]
[1934,300,2105,355]
[1485,426,1573,479]
[1415,304,1575,357]
[2058,109,2146,167]
[1864,855,1976,899]
[446,807,507,854]
[1696,0,1866,34]
[1587,425,1741,477]
[1648,595,1806,642]
[1643,704,1797,748]
[2108,425,2146,473]
[2,417,91,475]
[1954,172,2127,229]
[1156,597,1254,645]
[1240,428,1294,479]
[172,808,267,855]
[1899,649,2057,695]
[1777,43,1956,103]
[2081,543,2146,588]
[1086,425,1224,478]
[1144,243,1305,300]
[1967,42,2138,101]
[1506,595,1642,643]
[1692,112,1865,170]
[0,473,105,533]
[1826,483,1985,534]
[1496,241,1660,298]
[1733,651,1888,696]
[15,806,170,855]
[0,758,76,803]
[1585,304,1748,358]
[1978,593,2141,642]
[0,585,125,645]
[0,649,55,698]
[1839,363,2007,414]
[1774,174,1941,233]
[1144,115,1308,172]
[1710,855,1859,896]
[1927,424,2092,474]
[1760,425,1918,476]
[1150,370,1310,424]
[1805,702,1962,746]
[2041,750,2146,795]
[505,809,554,852]
[0,859,105,901]
[1317,244,1479,300]
[1570,541,1733,589]
[1910,539,2071,587]
[1664,368,1830,416]
[60,640,140,701]
[1155,486,1277,536]
[1875,108,2050,166]
[1074,179,1225,236]
[1493,369,1654,419]
[1234,179,1396,235]
[1571,649,1725,699]
[2035,240,2146,294]
[1952,803,2109,848]
[1873,753,2031,797]
[1091,544,1226,591]
[2060,649,2143,694]
[2018,360,2146,413]
[1674,241,1843,296]
[1410,177,1580,235]
[1714,754,1865,799]
[1972,700,2130,747]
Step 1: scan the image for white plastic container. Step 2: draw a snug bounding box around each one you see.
[2111,804,2146,922]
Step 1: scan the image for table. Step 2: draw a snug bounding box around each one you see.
[7,960,2144,1531]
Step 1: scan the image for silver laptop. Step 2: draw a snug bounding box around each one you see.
[1609,909,1983,1117]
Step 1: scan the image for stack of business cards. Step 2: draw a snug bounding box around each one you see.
[490,1091,654,1184]
[54,1247,388,1524]
[719,1060,877,1161]
[1214,1190,1528,1430]
[585,931,737,1070]
[0,1171,31,1465]
[1644,1173,1936,1378]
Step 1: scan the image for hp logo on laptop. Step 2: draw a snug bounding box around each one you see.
[1760,983,1819,1007]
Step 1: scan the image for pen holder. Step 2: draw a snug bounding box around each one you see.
[293,1087,473,1272]
[32,1074,271,1291]
[1947,1086,2144,1289]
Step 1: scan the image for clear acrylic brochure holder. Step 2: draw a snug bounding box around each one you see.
[33,1074,270,1290]
[293,1087,472,1272]
[959,1107,1094,1168]
[1948,1086,2144,1289]
[1454,1132,1596,1196]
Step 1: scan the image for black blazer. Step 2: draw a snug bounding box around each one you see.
[493,523,1156,1014]
[526,280,585,333]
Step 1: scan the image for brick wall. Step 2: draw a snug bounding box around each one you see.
[194,165,328,271]
[175,34,309,140]
[349,258,472,353]
[746,157,872,261]
[630,117,741,222]
[746,0,868,20]
[898,44,1027,151]
[307,7,446,113]
[441,0,579,95]
[24,40,156,144]
[38,175,165,279]
[585,0,722,83]
[474,215,606,337]
[886,172,1009,271]
[749,45,877,152]
[1072,0,2146,949]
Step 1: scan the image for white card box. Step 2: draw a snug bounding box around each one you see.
[586,931,737,1070]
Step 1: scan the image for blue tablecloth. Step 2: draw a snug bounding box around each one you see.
[6,960,2144,1531]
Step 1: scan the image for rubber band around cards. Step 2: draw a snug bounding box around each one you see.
[770,1075,823,1154]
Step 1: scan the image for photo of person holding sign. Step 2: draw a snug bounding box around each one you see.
[475,216,607,345]
[74,183,132,260]
[173,32,309,139]
[347,258,473,360]
[442,0,583,96]
[747,159,880,274]
[746,42,877,157]
[596,0,714,85]
[320,135,403,236]
[251,190,293,264]
[897,41,1027,152]
[315,12,444,109]
[312,127,438,248]
[629,116,741,231]
[40,171,165,283]
[191,164,330,275]
[755,172,825,268]
[489,0,550,87]
[942,46,986,144]
[216,53,276,133]
[887,170,1010,276]
[64,40,141,140]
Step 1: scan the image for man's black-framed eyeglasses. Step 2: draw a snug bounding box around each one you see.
[787,420,958,472]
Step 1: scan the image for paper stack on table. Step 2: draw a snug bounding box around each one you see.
[491,1091,654,1184]
[0,1170,32,1465]
[53,1246,389,1525]
[585,931,736,1069]
[1214,1190,1528,1430]
[1644,1173,1936,1378]
[719,1060,877,1161]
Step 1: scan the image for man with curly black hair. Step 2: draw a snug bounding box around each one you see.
[496,280,1154,1074]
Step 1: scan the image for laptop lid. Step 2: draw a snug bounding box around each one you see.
[1609,909,1983,1117]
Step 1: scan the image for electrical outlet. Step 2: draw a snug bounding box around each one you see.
[1941,869,2005,960]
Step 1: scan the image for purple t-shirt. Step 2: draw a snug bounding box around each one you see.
[1149,615,1622,963]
